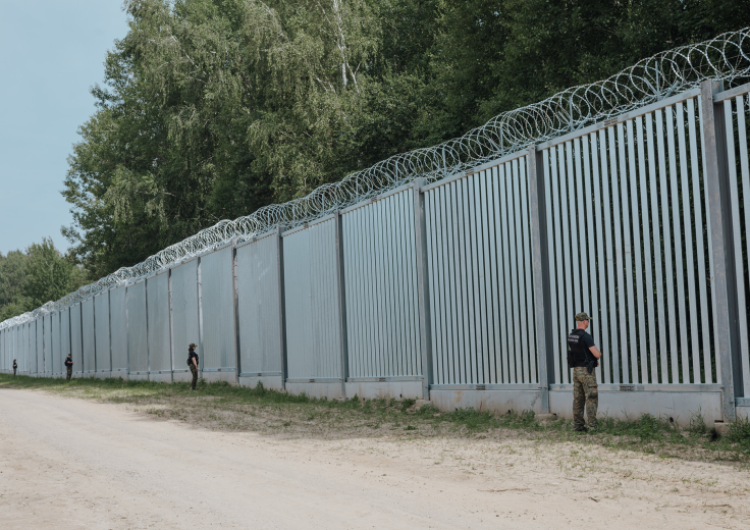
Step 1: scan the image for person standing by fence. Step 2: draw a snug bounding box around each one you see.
[12,359,17,377]
[65,353,73,381]
[567,313,601,432]
[188,343,199,391]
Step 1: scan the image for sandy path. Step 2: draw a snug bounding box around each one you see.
[0,389,747,530]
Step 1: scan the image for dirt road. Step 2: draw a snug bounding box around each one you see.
[0,389,748,530]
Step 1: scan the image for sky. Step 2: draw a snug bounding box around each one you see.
[0,1,130,255]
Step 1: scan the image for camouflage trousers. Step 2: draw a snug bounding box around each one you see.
[190,364,198,390]
[572,367,598,429]
[66,367,72,381]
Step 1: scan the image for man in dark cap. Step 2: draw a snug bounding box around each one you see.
[567,313,601,431]
[187,343,199,391]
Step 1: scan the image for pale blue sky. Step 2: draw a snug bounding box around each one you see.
[0,1,130,255]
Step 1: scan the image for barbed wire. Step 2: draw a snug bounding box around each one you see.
[2,26,750,330]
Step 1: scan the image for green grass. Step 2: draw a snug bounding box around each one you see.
[1,373,749,463]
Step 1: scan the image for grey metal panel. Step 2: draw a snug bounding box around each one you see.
[591,132,610,383]
[283,218,343,380]
[237,235,282,375]
[147,272,171,373]
[127,282,149,374]
[94,292,111,372]
[601,127,619,383]
[52,313,62,376]
[200,247,236,371]
[342,189,421,378]
[36,318,44,375]
[735,94,750,394]
[70,304,83,374]
[44,314,52,375]
[60,308,70,371]
[171,260,200,371]
[543,149,561,384]
[82,298,96,374]
[109,286,128,372]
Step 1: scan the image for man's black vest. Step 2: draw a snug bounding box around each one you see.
[567,329,591,368]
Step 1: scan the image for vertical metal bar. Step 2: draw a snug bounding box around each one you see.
[399,192,414,376]
[591,132,609,383]
[574,139,589,322]
[559,145,574,384]
[601,128,619,383]
[736,95,750,395]
[501,163,519,383]
[543,148,561,385]
[449,182,464,384]
[468,175,484,383]
[519,157,538,384]
[462,178,478,384]
[231,241,241,383]
[583,135,603,382]
[667,105,690,383]
[665,106,688,382]
[414,182,433,397]
[437,187,451,384]
[441,186,456,384]
[512,159,530,383]
[335,212,348,395]
[363,205,376,378]
[426,191,441,384]
[636,116,657,383]
[677,102,702,383]
[687,99,713,384]
[486,170,502,384]
[381,198,395,377]
[479,171,496,384]
[276,226,288,388]
[566,142,581,320]
[492,166,510,383]
[550,147,565,384]
[475,172,490,384]
[528,148,551,403]
[700,80,739,419]
[609,125,628,383]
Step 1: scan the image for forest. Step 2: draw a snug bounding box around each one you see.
[2,0,750,319]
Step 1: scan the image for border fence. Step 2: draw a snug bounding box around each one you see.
[2,30,750,425]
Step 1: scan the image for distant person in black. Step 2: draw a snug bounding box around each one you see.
[12,359,17,377]
[64,354,73,381]
[188,344,199,391]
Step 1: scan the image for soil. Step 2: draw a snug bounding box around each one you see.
[0,388,748,529]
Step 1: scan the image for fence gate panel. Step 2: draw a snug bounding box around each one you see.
[200,247,236,374]
[171,259,200,375]
[109,286,128,374]
[70,304,84,375]
[424,154,538,386]
[43,314,52,376]
[94,292,111,373]
[127,282,149,376]
[236,233,282,377]
[82,299,96,374]
[283,217,344,381]
[26,322,36,375]
[721,87,750,398]
[541,89,716,385]
[343,188,422,379]
[147,272,172,375]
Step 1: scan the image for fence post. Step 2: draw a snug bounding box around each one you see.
[527,146,554,414]
[276,225,288,391]
[231,238,241,385]
[700,80,739,421]
[334,212,349,398]
[413,179,433,400]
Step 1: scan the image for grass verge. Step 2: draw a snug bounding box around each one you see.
[1,374,749,464]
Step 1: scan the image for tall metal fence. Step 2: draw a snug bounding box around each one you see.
[2,31,750,423]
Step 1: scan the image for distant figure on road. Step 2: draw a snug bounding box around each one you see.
[188,344,199,391]
[65,354,73,381]
[13,359,17,377]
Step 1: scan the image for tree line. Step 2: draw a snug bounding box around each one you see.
[39,0,750,292]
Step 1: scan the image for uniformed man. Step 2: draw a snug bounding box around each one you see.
[64,353,74,381]
[567,313,602,432]
[187,343,199,391]
[12,359,17,377]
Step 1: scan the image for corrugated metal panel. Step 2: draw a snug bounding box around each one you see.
[724,92,750,397]
[82,298,96,373]
[542,94,715,385]
[36,319,44,375]
[51,313,62,376]
[236,234,282,376]
[147,272,171,373]
[127,281,149,374]
[283,217,343,380]
[425,156,538,385]
[61,308,71,371]
[70,304,84,374]
[44,314,52,375]
[343,189,422,378]
[109,286,128,372]
[200,247,236,372]
[94,292,111,372]
[171,259,200,370]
